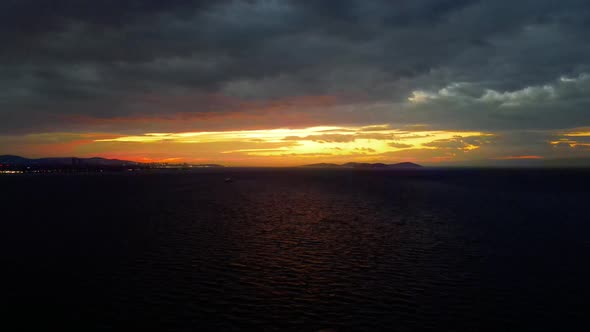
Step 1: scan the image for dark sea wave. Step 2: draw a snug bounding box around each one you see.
[1,169,589,331]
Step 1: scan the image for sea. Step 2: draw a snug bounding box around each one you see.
[1,168,589,331]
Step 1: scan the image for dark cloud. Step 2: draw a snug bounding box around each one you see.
[389,142,413,149]
[400,74,590,130]
[0,1,220,37]
[1,0,590,137]
[355,147,376,153]
[422,135,496,151]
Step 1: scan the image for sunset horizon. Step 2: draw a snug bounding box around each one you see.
[2,1,590,330]
[2,1,590,165]
[3,120,589,167]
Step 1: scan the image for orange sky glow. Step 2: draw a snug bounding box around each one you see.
[1,124,495,166]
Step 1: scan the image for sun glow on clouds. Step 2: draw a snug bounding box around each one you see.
[94,124,488,163]
[549,128,590,149]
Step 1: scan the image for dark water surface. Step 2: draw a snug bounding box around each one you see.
[1,169,589,331]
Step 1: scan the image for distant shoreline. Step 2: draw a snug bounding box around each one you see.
[301,162,423,169]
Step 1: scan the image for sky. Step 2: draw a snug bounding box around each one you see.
[1,0,590,166]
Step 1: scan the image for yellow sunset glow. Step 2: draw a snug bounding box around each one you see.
[550,140,590,148]
[563,131,590,137]
[93,124,488,163]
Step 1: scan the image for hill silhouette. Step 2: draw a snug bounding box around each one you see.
[0,155,138,167]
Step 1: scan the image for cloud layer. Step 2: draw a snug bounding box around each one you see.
[1,0,590,164]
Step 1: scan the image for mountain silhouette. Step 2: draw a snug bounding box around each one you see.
[0,155,139,167]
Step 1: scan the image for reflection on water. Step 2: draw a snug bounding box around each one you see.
[1,169,589,330]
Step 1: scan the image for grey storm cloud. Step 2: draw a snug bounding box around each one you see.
[401,73,590,130]
[1,0,590,134]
